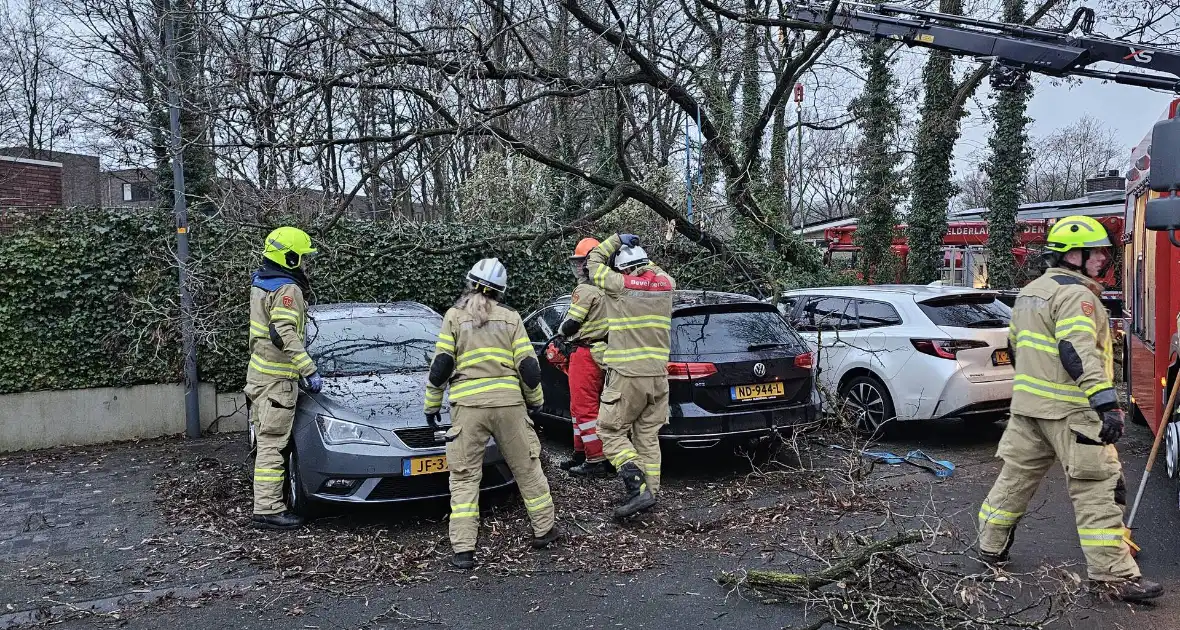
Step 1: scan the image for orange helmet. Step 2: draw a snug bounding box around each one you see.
[570,237,599,260]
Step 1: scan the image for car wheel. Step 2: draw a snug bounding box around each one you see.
[285,446,322,519]
[1167,421,1180,479]
[840,375,896,437]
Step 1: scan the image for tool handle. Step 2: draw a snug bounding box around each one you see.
[1127,380,1180,528]
[1144,380,1180,474]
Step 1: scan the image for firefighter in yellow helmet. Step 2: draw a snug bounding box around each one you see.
[424,258,560,570]
[978,216,1161,602]
[245,227,321,530]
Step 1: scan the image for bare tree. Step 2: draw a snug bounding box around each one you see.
[0,0,83,154]
[1025,114,1125,202]
[953,114,1126,210]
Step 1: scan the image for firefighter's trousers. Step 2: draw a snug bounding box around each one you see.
[598,371,669,494]
[244,378,298,515]
[447,404,555,553]
[569,347,606,462]
[979,411,1140,581]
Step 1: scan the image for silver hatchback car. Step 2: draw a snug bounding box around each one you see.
[248,302,515,517]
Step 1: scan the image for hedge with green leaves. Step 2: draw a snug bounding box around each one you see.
[0,208,745,394]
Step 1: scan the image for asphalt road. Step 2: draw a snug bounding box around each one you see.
[5,417,1180,630]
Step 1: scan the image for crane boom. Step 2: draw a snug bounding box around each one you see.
[780,2,1180,92]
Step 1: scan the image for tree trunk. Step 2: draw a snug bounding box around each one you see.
[983,0,1033,290]
[905,0,964,284]
[852,40,904,284]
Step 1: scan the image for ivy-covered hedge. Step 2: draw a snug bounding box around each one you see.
[0,208,744,394]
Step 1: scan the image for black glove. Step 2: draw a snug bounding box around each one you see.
[620,233,640,247]
[552,335,572,357]
[1099,408,1125,445]
[425,412,442,430]
[527,405,542,419]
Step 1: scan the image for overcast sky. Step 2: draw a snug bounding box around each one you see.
[954,79,1177,176]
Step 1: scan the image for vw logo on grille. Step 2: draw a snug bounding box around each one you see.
[753,363,766,377]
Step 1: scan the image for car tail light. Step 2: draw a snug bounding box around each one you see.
[910,338,987,359]
[667,362,718,381]
[794,352,814,369]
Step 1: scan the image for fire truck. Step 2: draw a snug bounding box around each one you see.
[822,217,1123,291]
[768,0,1180,502]
[1124,99,1180,449]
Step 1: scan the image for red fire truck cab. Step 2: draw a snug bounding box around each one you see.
[1125,98,1180,436]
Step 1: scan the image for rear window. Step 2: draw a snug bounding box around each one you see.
[672,309,806,355]
[917,295,1011,328]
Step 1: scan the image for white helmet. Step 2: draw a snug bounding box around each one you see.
[615,245,649,271]
[466,257,508,294]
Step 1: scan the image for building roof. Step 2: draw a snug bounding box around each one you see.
[951,189,1125,221]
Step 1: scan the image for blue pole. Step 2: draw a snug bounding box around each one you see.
[685,115,693,223]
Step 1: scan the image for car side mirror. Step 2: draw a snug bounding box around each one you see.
[1145,116,1180,245]
[1146,197,1180,246]
[1149,116,1180,194]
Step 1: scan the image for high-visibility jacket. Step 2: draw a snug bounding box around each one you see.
[586,234,676,378]
[1008,267,1117,419]
[247,276,318,382]
[561,281,608,362]
[425,302,544,412]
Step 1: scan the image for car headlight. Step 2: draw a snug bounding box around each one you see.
[316,415,388,446]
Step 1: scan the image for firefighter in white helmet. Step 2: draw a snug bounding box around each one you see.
[423,258,560,569]
[587,234,675,518]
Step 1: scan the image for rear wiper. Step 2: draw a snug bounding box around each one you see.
[965,318,1007,328]
[747,342,795,351]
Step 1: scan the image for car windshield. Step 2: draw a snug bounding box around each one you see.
[672,309,806,356]
[308,315,439,376]
[917,295,1011,328]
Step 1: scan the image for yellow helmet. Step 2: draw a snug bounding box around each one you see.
[1045,216,1111,253]
[262,226,317,269]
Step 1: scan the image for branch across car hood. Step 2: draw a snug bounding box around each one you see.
[300,372,446,431]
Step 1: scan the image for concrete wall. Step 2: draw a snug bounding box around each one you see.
[0,383,248,453]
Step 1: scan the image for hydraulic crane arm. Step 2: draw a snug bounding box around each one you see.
[780,2,1180,92]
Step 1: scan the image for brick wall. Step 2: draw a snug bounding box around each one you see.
[0,148,99,207]
[0,156,63,207]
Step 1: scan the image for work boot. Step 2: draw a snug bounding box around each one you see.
[251,510,305,530]
[560,451,586,471]
[450,551,475,570]
[977,529,1015,566]
[613,461,656,519]
[568,460,612,478]
[1091,577,1164,603]
[531,527,562,549]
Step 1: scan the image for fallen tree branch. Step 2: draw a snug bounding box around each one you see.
[719,531,924,592]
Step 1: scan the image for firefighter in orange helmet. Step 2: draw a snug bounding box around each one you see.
[549,238,612,476]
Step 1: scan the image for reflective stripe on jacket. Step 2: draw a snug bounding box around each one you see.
[1008,267,1115,419]
[425,302,543,411]
[586,234,676,377]
[247,282,317,382]
[563,281,608,357]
